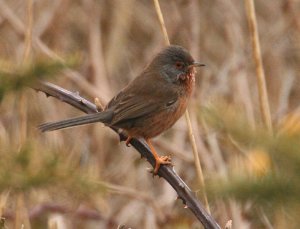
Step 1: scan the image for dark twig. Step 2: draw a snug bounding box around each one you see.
[33,81,221,229]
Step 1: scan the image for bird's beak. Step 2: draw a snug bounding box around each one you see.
[191,61,205,67]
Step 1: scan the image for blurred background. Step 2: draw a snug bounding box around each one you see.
[0,0,300,228]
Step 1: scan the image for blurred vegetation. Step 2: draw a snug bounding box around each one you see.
[0,0,299,228]
[0,59,75,101]
[0,141,103,194]
[202,104,300,226]
[204,103,300,199]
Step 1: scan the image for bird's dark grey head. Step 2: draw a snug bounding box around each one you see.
[150,45,204,84]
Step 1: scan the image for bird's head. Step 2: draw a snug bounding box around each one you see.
[151,45,205,84]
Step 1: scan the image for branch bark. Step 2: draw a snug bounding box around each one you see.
[33,81,221,229]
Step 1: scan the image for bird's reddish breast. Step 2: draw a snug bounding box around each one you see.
[184,68,196,96]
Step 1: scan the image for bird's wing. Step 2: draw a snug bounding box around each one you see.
[105,68,181,127]
[107,82,179,127]
[110,94,159,126]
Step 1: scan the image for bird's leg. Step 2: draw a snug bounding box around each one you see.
[125,136,132,147]
[146,139,172,174]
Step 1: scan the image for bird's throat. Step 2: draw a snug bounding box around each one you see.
[180,68,196,95]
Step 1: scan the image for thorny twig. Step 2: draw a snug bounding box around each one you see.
[34,81,221,229]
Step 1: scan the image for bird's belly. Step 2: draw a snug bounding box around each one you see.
[126,98,188,139]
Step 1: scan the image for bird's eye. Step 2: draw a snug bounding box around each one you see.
[175,61,184,69]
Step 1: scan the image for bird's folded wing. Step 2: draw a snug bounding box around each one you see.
[106,74,179,126]
[110,95,160,125]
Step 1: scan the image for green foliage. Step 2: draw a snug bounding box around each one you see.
[0,58,77,101]
[0,142,105,196]
[202,104,300,222]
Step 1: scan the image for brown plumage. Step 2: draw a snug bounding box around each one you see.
[39,45,204,174]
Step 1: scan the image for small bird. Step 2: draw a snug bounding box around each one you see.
[39,45,204,174]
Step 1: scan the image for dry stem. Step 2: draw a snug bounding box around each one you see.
[152,0,210,213]
[245,0,273,133]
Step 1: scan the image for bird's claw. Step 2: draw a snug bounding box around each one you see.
[153,155,172,174]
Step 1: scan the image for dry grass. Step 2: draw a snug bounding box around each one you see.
[153,0,210,215]
[245,0,272,133]
[0,0,299,228]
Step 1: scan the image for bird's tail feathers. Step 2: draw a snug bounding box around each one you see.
[38,112,111,132]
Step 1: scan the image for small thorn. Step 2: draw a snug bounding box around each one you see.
[179,182,185,189]
[225,220,232,229]
[125,136,132,147]
[146,168,152,173]
[94,97,104,111]
[146,168,158,178]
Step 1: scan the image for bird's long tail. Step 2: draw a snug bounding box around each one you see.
[38,111,112,132]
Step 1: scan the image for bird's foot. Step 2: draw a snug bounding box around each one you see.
[154,155,172,174]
